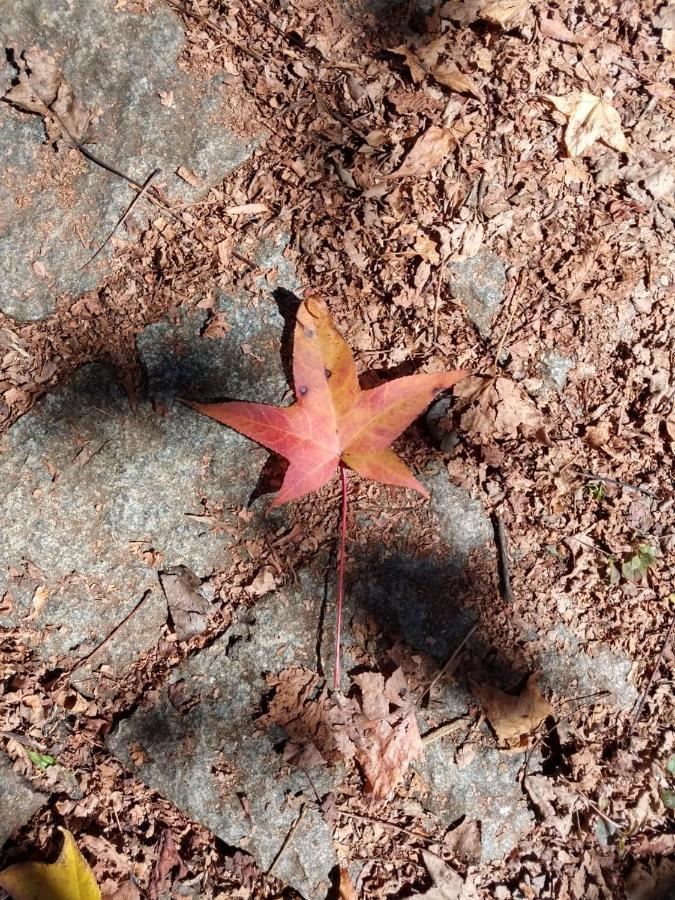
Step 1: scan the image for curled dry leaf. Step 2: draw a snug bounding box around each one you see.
[405,850,471,899]
[388,126,456,179]
[470,673,552,749]
[0,827,101,900]
[259,666,424,798]
[158,566,211,641]
[538,13,585,45]
[392,36,482,98]
[545,92,630,157]
[454,376,544,440]
[4,47,94,147]
[258,665,354,766]
[352,668,424,800]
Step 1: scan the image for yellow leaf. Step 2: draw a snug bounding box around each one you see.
[545,92,630,156]
[0,828,101,900]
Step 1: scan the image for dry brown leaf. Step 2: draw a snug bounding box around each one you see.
[245,567,278,598]
[339,867,359,900]
[148,830,187,900]
[352,669,424,800]
[259,666,422,798]
[524,775,574,838]
[405,850,470,899]
[439,0,483,24]
[428,63,482,98]
[101,882,141,900]
[389,45,427,83]
[653,4,675,53]
[480,0,532,29]
[158,566,211,641]
[4,47,94,147]
[258,666,356,766]
[455,376,544,440]
[470,673,552,749]
[443,819,482,865]
[388,126,455,179]
[545,92,630,156]
[539,13,585,45]
[584,422,611,449]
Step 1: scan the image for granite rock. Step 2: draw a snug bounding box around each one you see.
[0,0,262,320]
[0,752,46,849]
[0,287,289,695]
[447,252,507,338]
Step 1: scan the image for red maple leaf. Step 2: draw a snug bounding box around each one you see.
[188,295,468,505]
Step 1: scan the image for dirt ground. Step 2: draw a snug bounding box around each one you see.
[1,0,674,897]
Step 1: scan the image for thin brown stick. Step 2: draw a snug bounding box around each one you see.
[573,468,658,499]
[268,803,306,875]
[418,623,478,706]
[421,717,470,746]
[493,514,514,603]
[560,776,625,831]
[628,610,675,737]
[69,590,152,673]
[334,462,348,690]
[336,807,432,843]
[492,271,524,376]
[79,167,161,269]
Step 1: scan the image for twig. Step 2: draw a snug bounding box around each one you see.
[432,257,445,344]
[493,514,514,603]
[268,803,306,875]
[418,623,478,706]
[166,0,264,61]
[79,167,161,269]
[573,468,658,499]
[560,776,625,832]
[492,271,523,376]
[421,718,469,746]
[1,96,182,224]
[69,590,152,673]
[334,462,348,690]
[627,610,675,737]
[336,807,432,843]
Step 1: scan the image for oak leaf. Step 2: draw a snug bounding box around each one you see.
[0,827,101,900]
[545,92,630,156]
[470,673,552,749]
[188,295,467,505]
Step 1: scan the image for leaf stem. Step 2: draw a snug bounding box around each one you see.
[334,462,348,690]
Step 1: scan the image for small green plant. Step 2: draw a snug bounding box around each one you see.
[587,481,605,501]
[606,543,659,584]
[621,543,659,582]
[25,749,57,771]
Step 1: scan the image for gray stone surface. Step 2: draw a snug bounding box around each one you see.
[108,580,339,899]
[539,350,575,393]
[0,751,45,848]
[447,252,507,338]
[0,0,262,320]
[107,463,640,882]
[0,286,288,694]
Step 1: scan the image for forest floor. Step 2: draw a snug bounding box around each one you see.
[1,0,674,898]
